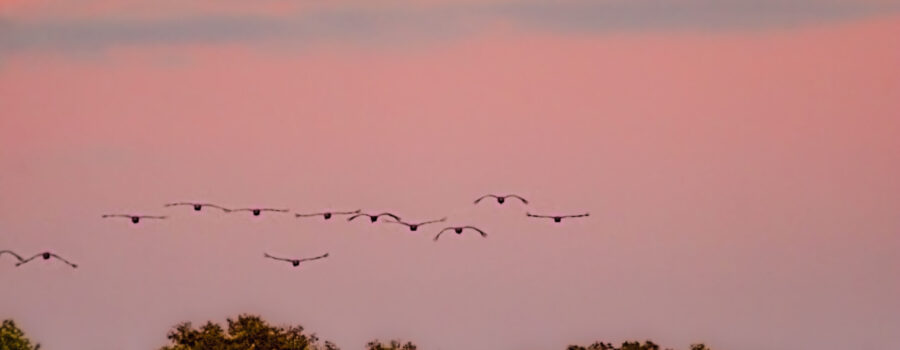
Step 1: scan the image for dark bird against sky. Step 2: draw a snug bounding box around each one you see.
[347,212,401,223]
[384,217,447,231]
[164,202,232,212]
[230,208,290,216]
[526,212,590,222]
[16,252,78,268]
[263,252,330,267]
[102,214,168,224]
[474,194,528,205]
[295,209,361,220]
[434,226,487,241]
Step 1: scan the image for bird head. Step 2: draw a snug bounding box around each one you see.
[454,228,463,234]
[497,197,505,204]
[252,209,261,216]
[409,225,418,231]
[131,217,140,224]
[193,204,202,211]
[323,213,332,219]
[369,216,378,222]
[291,260,300,266]
[553,217,562,222]
[42,252,51,259]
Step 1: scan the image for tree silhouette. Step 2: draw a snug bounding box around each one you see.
[0,320,41,350]
[567,340,708,350]
[159,314,334,350]
[365,339,417,350]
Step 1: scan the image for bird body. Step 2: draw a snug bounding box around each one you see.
[102,214,167,224]
[347,212,401,223]
[295,210,361,220]
[526,212,589,222]
[474,194,528,205]
[264,252,329,267]
[165,202,232,212]
[384,217,447,231]
[16,252,78,268]
[434,226,487,241]
[231,208,289,216]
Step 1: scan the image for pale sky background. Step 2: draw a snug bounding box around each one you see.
[1,1,899,350]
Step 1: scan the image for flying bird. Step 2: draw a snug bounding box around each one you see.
[264,252,329,267]
[384,217,447,231]
[295,210,361,220]
[347,212,401,223]
[164,202,232,212]
[102,214,167,224]
[230,208,290,216]
[1,250,24,263]
[526,212,590,222]
[474,194,528,205]
[16,252,78,268]
[434,226,487,241]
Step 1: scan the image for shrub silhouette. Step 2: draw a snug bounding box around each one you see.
[159,314,333,350]
[0,319,41,350]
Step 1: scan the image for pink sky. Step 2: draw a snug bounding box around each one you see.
[1,2,899,349]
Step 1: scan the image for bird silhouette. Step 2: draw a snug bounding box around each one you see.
[384,217,447,231]
[526,212,589,222]
[434,226,487,241]
[102,214,167,224]
[264,252,329,267]
[295,210,361,220]
[16,252,78,268]
[347,212,401,223]
[474,194,528,205]
[1,250,24,263]
[231,208,289,216]
[164,202,231,212]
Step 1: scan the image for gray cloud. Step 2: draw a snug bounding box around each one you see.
[1,0,897,55]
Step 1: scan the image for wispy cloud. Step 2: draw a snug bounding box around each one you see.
[1,0,897,55]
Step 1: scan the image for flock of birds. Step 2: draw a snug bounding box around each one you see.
[2,194,589,269]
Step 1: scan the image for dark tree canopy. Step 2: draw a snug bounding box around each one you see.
[159,314,334,350]
[0,320,41,350]
[365,339,417,350]
[567,340,711,350]
[154,314,713,350]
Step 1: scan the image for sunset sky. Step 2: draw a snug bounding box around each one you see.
[1,1,899,349]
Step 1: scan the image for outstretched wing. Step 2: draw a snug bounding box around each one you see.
[333,209,362,215]
[202,204,232,212]
[473,194,498,204]
[417,217,447,226]
[563,213,590,218]
[376,213,401,221]
[383,219,411,227]
[434,227,454,241]
[263,253,292,263]
[0,250,24,262]
[137,215,168,219]
[347,213,369,221]
[526,212,552,219]
[295,212,326,217]
[260,208,289,212]
[164,202,193,207]
[101,214,133,219]
[49,254,78,268]
[230,208,254,212]
[298,253,330,263]
[463,226,488,237]
[15,253,43,266]
[506,195,529,204]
